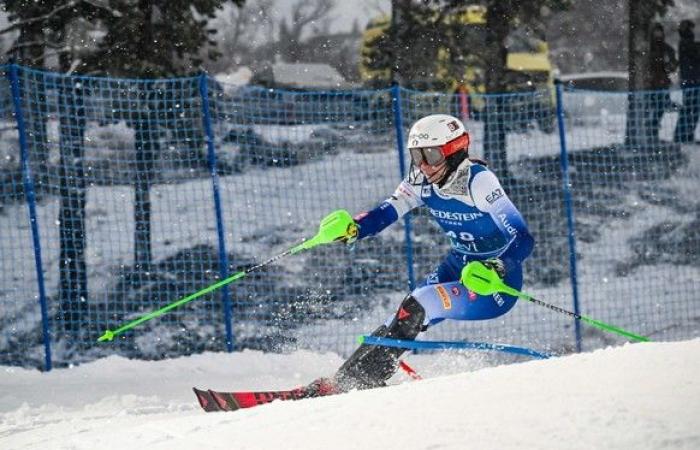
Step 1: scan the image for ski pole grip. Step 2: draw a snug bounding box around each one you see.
[317,209,357,244]
[460,261,521,297]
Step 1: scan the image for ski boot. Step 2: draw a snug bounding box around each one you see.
[333,294,426,392]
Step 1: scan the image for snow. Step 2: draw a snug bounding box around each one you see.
[1,339,699,449]
[214,67,253,90]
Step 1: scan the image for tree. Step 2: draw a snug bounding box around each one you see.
[1,1,103,188]
[206,0,275,72]
[546,0,627,73]
[363,0,569,178]
[2,1,115,69]
[361,0,445,87]
[472,0,569,180]
[84,0,237,274]
[85,0,236,78]
[278,0,335,63]
[2,0,119,336]
[2,1,51,195]
[480,1,514,179]
[624,0,674,146]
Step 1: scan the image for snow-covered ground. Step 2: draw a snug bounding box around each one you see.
[1,338,698,450]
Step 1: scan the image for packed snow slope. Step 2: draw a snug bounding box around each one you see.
[1,339,699,450]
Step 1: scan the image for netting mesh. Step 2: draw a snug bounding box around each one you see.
[1,64,698,369]
[559,85,699,350]
[211,84,404,353]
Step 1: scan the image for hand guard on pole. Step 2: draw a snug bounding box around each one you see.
[318,209,359,245]
[460,258,504,288]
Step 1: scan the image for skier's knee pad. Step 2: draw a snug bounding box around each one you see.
[387,295,425,340]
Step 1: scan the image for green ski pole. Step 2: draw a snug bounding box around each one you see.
[460,261,650,343]
[98,210,357,342]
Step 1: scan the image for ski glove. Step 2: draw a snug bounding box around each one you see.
[482,258,506,279]
[339,224,359,245]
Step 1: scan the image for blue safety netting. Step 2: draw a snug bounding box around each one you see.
[0,64,698,369]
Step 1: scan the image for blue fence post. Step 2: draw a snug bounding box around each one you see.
[199,73,234,352]
[554,80,582,352]
[8,64,52,370]
[391,84,416,291]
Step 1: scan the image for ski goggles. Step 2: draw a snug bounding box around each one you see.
[408,133,470,166]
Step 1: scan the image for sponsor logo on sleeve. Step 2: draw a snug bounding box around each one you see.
[498,213,517,236]
[486,188,503,204]
[436,285,452,310]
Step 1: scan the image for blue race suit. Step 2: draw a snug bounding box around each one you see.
[354,159,534,327]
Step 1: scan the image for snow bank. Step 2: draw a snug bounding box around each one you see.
[1,339,698,449]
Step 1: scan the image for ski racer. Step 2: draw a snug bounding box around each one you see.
[309,113,535,394]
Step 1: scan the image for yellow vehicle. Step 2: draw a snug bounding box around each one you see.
[360,5,556,133]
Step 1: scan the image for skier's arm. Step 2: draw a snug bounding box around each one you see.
[471,170,534,264]
[355,180,423,240]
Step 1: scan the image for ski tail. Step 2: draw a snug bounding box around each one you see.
[193,387,222,412]
[208,389,245,411]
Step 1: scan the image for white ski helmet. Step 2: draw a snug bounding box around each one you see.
[407,114,469,153]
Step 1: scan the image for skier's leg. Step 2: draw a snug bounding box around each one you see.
[330,259,522,392]
[330,252,466,391]
[333,293,426,391]
[314,252,461,393]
